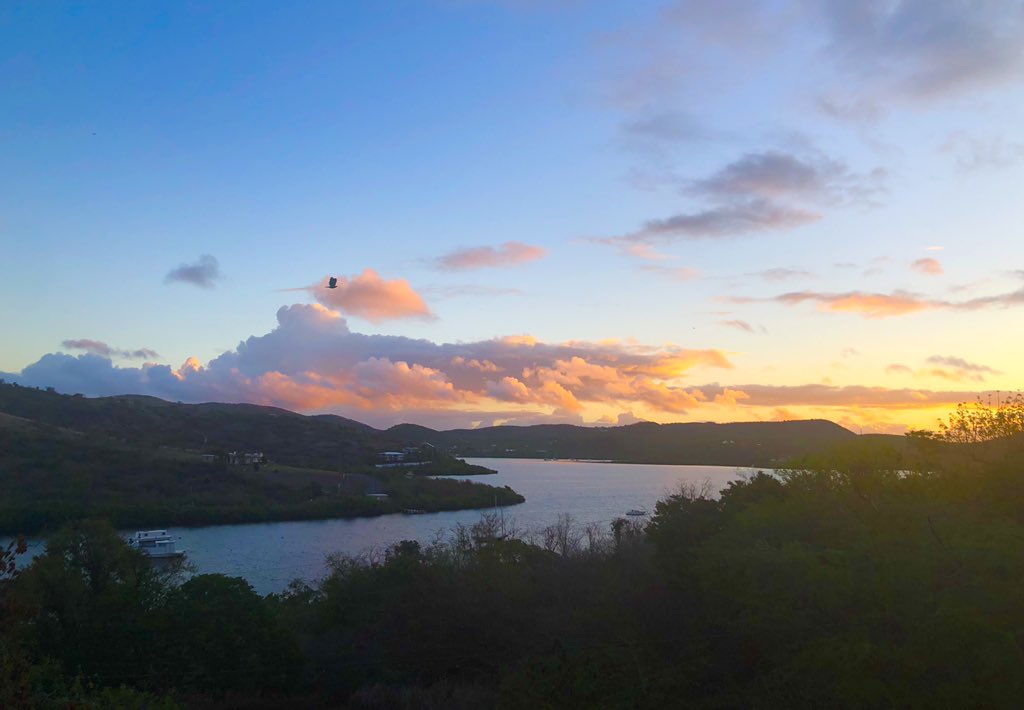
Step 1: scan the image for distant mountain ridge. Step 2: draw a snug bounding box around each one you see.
[389,419,857,467]
[0,383,860,467]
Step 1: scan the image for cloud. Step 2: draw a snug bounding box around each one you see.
[615,199,821,244]
[604,1,1024,130]
[811,0,1024,110]
[720,319,766,334]
[618,110,731,154]
[62,339,159,360]
[11,311,1004,432]
[313,269,434,322]
[420,284,523,299]
[731,289,941,318]
[620,111,710,143]
[640,264,700,280]
[597,149,882,249]
[713,387,750,406]
[434,241,547,270]
[625,244,672,260]
[730,276,1024,318]
[165,254,221,288]
[911,257,944,275]
[924,355,1001,382]
[748,267,816,281]
[688,151,882,205]
[691,383,981,409]
[886,356,1000,383]
[6,303,734,422]
[941,131,1024,171]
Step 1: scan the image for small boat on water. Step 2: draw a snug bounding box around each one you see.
[402,508,428,515]
[128,530,185,559]
[625,509,648,517]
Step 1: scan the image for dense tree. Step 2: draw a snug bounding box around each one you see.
[158,574,302,696]
[4,397,1024,707]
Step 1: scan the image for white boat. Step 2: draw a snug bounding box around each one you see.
[625,509,648,516]
[128,530,185,558]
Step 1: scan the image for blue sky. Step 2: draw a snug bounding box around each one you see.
[3,1,1024,432]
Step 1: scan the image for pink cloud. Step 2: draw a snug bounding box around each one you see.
[730,275,1024,318]
[911,257,944,275]
[10,303,735,421]
[714,388,750,406]
[721,319,758,333]
[435,241,547,270]
[18,303,1002,431]
[313,269,433,322]
[691,383,980,409]
[730,289,942,318]
[640,264,701,280]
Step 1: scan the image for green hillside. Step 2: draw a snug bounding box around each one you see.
[0,384,519,534]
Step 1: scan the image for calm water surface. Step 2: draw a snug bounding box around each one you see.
[22,459,763,595]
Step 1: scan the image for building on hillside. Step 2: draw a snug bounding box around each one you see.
[228,451,265,465]
[379,451,406,463]
[404,442,435,460]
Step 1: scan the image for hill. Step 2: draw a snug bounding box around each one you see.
[390,419,858,467]
[0,383,864,469]
[0,384,520,534]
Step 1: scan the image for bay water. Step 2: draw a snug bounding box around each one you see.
[17,459,762,595]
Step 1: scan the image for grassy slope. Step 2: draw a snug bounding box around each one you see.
[0,400,520,534]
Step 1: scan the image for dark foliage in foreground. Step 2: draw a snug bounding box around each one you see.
[3,398,1024,707]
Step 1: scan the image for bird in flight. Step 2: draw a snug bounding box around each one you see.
[327,277,338,289]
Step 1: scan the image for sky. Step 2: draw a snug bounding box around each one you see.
[2,0,1024,433]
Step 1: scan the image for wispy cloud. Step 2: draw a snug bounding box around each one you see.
[640,264,700,281]
[811,0,1024,112]
[597,148,882,250]
[434,241,547,270]
[165,254,221,289]
[941,131,1024,171]
[624,243,673,261]
[748,267,816,281]
[603,0,1024,129]
[692,382,983,409]
[420,284,523,299]
[611,199,821,244]
[886,355,1001,383]
[730,276,1024,318]
[687,151,883,205]
[730,289,940,318]
[924,355,1002,381]
[720,319,765,334]
[618,110,731,154]
[62,339,159,360]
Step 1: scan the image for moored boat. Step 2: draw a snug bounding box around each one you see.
[128,530,185,558]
